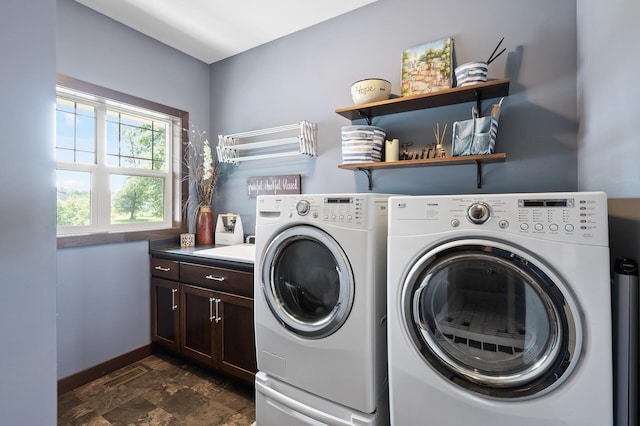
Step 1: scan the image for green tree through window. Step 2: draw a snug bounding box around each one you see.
[110,123,166,223]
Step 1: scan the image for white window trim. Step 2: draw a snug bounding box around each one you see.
[56,83,184,237]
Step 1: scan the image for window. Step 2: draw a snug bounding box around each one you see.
[55,76,187,242]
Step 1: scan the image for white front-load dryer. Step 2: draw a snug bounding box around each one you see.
[254,194,392,425]
[387,192,613,425]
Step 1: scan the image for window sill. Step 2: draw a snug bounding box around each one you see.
[57,228,184,249]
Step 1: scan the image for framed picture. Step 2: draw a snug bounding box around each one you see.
[401,37,454,96]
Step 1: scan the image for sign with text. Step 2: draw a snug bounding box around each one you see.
[247,175,301,197]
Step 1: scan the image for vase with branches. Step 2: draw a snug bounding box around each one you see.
[184,125,221,243]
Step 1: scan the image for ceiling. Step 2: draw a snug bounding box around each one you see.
[76,0,378,64]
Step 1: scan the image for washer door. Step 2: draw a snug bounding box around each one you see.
[261,225,354,339]
[404,241,580,398]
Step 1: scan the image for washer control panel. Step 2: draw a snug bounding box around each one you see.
[515,197,580,234]
[321,197,360,222]
[292,196,365,224]
[389,192,608,245]
[257,194,391,230]
[466,202,491,224]
[296,200,311,216]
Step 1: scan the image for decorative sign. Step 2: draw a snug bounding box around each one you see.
[247,175,301,197]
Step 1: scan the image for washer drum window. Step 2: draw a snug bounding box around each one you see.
[404,242,580,398]
[262,226,354,339]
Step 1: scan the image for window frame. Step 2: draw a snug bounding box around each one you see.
[56,75,189,249]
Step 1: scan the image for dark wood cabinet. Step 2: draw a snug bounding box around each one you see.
[217,291,256,382]
[150,254,256,384]
[180,284,218,366]
[151,277,180,352]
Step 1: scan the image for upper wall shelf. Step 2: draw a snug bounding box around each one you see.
[335,79,510,124]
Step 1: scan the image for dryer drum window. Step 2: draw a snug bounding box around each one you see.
[406,244,579,398]
[262,226,354,339]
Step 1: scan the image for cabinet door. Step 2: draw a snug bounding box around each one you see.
[181,284,218,366]
[151,277,180,352]
[218,292,257,383]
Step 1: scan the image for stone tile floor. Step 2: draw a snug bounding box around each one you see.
[58,352,255,425]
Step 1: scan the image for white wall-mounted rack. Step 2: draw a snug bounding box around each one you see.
[217,121,317,165]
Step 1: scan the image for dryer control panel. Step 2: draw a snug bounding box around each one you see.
[389,192,608,246]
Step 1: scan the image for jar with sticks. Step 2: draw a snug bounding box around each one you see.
[434,123,447,158]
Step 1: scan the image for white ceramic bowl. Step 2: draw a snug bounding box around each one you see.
[350,79,392,105]
[455,61,488,87]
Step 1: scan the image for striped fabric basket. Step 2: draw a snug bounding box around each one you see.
[454,61,488,87]
[341,125,386,164]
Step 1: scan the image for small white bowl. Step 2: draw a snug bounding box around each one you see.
[351,79,392,105]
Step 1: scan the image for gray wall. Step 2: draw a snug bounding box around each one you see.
[0,0,58,424]
[577,0,640,265]
[577,0,640,198]
[210,0,579,233]
[56,242,150,379]
[55,0,210,380]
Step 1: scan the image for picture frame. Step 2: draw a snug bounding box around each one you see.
[401,37,454,96]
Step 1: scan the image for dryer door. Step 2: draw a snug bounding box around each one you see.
[404,240,580,398]
[261,225,354,339]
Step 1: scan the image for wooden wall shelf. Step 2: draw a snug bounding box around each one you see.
[335,79,510,190]
[335,79,510,123]
[338,153,506,190]
[338,153,506,171]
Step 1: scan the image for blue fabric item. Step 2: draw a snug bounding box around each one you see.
[452,99,502,156]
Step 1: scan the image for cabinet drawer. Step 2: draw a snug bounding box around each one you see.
[180,262,253,298]
[150,257,180,281]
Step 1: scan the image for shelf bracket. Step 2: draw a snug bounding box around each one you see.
[475,160,482,188]
[357,110,373,126]
[474,90,482,114]
[356,167,374,190]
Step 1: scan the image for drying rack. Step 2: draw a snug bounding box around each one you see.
[217,121,317,165]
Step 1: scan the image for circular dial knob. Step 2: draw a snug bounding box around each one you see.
[466,202,491,224]
[296,200,311,216]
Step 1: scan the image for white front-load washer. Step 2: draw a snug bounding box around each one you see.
[254,193,392,425]
[387,192,613,425]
